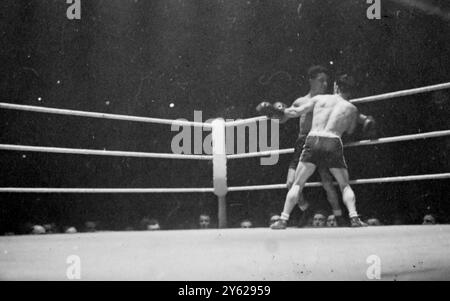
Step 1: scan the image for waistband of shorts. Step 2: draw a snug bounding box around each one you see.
[308,131,340,138]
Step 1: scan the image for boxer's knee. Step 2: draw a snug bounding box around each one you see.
[322,180,335,194]
[287,184,300,201]
[319,168,333,182]
[286,168,295,189]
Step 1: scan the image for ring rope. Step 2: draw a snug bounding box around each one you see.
[0,144,212,160]
[0,187,215,194]
[350,82,450,104]
[227,130,450,160]
[226,116,268,127]
[227,173,450,192]
[225,82,450,127]
[0,102,210,128]
[2,82,448,128]
[345,130,450,147]
[1,129,447,161]
[1,173,448,194]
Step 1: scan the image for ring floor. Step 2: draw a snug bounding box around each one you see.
[1,225,449,280]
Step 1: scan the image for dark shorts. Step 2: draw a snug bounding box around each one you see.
[288,135,307,170]
[300,134,348,169]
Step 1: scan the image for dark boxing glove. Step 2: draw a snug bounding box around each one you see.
[256,101,274,117]
[271,102,287,120]
[361,115,378,139]
[256,101,287,119]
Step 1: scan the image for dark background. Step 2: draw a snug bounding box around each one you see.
[0,0,449,233]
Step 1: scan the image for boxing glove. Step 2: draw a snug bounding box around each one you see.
[362,115,378,139]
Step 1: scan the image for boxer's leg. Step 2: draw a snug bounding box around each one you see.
[329,168,367,227]
[286,168,296,190]
[272,162,316,230]
[286,161,316,213]
[286,167,306,208]
[329,168,356,217]
[318,167,342,217]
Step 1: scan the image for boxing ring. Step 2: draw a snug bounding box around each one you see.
[0,82,449,280]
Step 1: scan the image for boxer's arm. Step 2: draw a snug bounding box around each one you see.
[278,98,304,123]
[283,98,315,118]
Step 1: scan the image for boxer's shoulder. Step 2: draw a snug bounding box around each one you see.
[292,96,309,107]
[313,94,335,103]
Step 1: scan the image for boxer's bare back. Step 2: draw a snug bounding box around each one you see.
[310,94,358,136]
[285,94,358,137]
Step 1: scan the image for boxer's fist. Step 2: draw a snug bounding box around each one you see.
[362,115,378,139]
[273,102,287,111]
[271,102,287,120]
[256,101,287,119]
[256,101,273,117]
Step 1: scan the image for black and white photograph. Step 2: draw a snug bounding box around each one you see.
[0,0,449,283]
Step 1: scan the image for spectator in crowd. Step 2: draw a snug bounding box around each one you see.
[140,217,161,230]
[366,218,382,226]
[240,220,253,228]
[31,225,46,235]
[147,219,161,231]
[312,212,327,228]
[423,214,437,225]
[43,223,58,234]
[84,221,97,233]
[326,215,338,227]
[199,214,211,229]
[64,226,77,234]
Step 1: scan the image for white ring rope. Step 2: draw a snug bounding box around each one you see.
[227,130,450,160]
[351,82,450,104]
[226,116,268,127]
[345,130,450,147]
[228,148,295,160]
[0,187,215,194]
[0,102,210,128]
[0,82,449,196]
[1,173,448,194]
[1,82,448,128]
[225,82,450,127]
[1,129,446,160]
[227,173,450,192]
[0,144,212,160]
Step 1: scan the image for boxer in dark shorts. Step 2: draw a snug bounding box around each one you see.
[300,132,348,169]
[288,135,308,170]
[257,71,376,228]
[280,66,345,226]
[270,74,368,229]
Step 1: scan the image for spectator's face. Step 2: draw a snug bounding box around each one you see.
[43,223,55,233]
[313,214,326,227]
[240,221,252,228]
[310,73,329,94]
[31,225,46,235]
[199,215,210,229]
[148,223,160,231]
[85,221,97,232]
[326,215,337,227]
[367,218,381,226]
[423,215,436,225]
